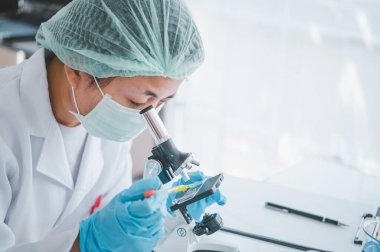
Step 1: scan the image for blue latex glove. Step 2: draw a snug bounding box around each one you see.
[363,241,380,252]
[167,171,226,221]
[80,177,168,252]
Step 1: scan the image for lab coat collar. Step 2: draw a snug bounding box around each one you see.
[20,48,52,138]
[20,48,74,190]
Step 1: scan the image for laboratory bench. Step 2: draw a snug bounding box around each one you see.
[206,158,380,252]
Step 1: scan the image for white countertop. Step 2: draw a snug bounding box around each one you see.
[205,158,380,252]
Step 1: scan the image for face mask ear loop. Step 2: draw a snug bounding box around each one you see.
[93,76,105,97]
[71,87,81,115]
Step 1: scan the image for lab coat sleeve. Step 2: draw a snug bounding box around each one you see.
[0,138,18,250]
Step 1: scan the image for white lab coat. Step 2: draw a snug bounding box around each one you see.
[0,49,134,251]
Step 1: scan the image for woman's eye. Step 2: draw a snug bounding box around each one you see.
[130,101,144,107]
[160,98,172,104]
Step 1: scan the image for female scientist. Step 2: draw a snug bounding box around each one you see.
[0,0,225,251]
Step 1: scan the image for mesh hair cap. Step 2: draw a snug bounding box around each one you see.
[36,0,204,79]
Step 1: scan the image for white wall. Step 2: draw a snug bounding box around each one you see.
[166,0,380,180]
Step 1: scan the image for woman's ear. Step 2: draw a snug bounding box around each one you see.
[63,65,92,89]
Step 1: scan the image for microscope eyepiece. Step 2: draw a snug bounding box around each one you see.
[139,105,154,115]
[140,105,169,145]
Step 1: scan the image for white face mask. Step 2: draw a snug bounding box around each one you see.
[69,77,147,142]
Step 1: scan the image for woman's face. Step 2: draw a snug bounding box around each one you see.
[73,75,182,116]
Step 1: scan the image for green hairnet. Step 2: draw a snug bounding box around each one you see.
[36,0,204,79]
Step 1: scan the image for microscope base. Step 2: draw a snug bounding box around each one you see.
[191,240,240,252]
[155,223,239,252]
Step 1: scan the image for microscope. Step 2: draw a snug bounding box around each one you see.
[140,106,239,252]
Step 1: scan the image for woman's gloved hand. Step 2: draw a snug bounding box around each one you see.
[167,171,226,221]
[79,177,168,252]
[362,241,380,252]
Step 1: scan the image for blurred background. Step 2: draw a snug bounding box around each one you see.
[168,0,380,180]
[1,0,379,201]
